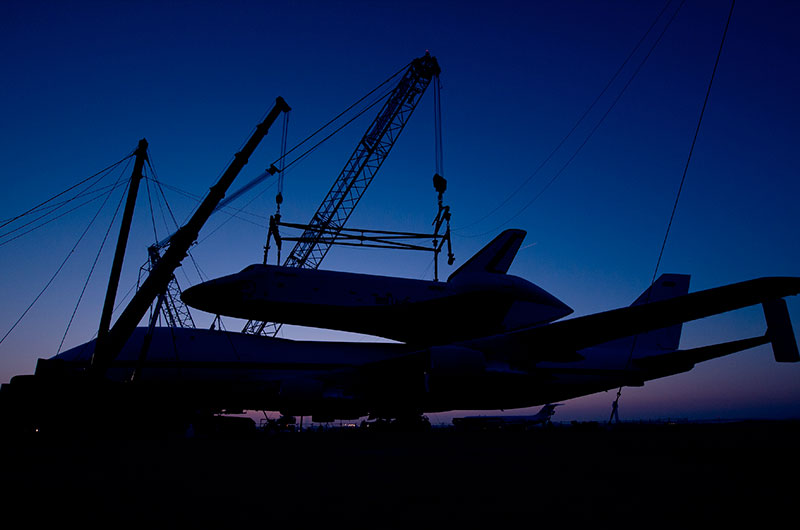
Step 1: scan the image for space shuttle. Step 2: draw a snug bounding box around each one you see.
[181,229,574,343]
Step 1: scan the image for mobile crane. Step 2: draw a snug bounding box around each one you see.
[243,53,444,336]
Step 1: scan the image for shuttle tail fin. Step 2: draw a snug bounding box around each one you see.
[447,229,526,281]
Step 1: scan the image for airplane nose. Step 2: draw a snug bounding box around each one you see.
[541,290,573,315]
[526,284,573,316]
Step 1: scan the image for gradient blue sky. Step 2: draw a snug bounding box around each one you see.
[1,0,799,421]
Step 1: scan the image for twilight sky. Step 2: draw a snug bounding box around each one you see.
[1,0,799,421]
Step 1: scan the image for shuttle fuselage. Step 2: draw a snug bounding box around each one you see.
[181,264,573,343]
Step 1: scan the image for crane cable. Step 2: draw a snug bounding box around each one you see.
[146,155,207,283]
[610,0,736,424]
[434,73,444,177]
[150,64,403,252]
[0,157,133,348]
[455,0,679,236]
[211,60,409,212]
[274,62,409,174]
[0,154,132,231]
[278,85,395,173]
[276,109,290,209]
[0,179,133,249]
[58,172,130,353]
[0,156,133,247]
[3,61,415,348]
[278,62,409,171]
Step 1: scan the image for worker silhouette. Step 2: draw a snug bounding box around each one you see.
[609,399,621,424]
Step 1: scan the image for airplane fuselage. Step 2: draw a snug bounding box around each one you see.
[44,326,696,422]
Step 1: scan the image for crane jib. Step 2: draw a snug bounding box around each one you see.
[243,54,441,335]
[284,53,440,271]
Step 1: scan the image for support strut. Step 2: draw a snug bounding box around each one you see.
[90,97,291,376]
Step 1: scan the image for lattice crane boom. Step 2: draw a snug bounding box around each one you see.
[243,54,440,335]
[287,53,440,269]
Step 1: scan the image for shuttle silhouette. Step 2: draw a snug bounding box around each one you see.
[181,229,573,343]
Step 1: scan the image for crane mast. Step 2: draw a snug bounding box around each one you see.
[243,53,440,336]
[89,97,291,374]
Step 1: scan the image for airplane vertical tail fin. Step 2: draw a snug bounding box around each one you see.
[447,229,526,281]
[631,274,691,352]
[538,403,561,420]
[762,298,800,362]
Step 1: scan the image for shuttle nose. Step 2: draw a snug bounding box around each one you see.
[181,278,233,311]
[179,283,206,310]
[181,275,258,315]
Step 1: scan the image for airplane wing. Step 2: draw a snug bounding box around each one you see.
[467,276,800,363]
[630,335,770,380]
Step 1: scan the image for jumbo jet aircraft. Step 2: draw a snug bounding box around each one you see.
[18,229,800,424]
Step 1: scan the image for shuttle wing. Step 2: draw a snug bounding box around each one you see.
[469,276,800,363]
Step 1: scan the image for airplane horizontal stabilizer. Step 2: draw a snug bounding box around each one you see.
[447,229,526,281]
[471,277,800,363]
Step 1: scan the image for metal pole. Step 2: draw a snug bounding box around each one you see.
[95,138,148,350]
[90,98,291,375]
